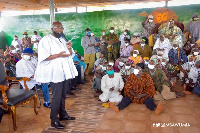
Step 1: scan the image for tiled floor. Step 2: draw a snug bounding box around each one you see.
[1,80,200,133]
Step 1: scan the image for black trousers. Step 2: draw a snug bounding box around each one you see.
[118,96,157,111]
[0,107,4,123]
[50,80,70,122]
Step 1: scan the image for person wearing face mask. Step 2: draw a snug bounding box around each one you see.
[153,35,172,58]
[11,35,21,52]
[145,59,185,101]
[184,61,200,93]
[119,29,131,48]
[120,38,133,58]
[186,13,200,42]
[34,22,77,129]
[130,33,141,48]
[159,18,185,48]
[141,15,155,38]
[120,62,134,82]
[21,32,32,50]
[187,48,200,63]
[142,57,149,68]
[192,61,200,96]
[168,43,188,71]
[99,30,108,60]
[31,31,42,53]
[106,27,119,61]
[128,50,143,66]
[81,28,97,75]
[135,37,152,58]
[92,61,107,97]
[109,63,163,115]
[99,65,124,103]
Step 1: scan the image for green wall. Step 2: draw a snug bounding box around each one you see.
[1,4,200,55]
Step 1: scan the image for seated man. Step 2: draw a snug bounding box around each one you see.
[145,59,185,101]
[168,43,188,72]
[109,63,163,115]
[192,62,200,95]
[187,47,200,63]
[135,37,152,58]
[153,35,172,58]
[120,38,133,58]
[99,65,124,103]
[184,61,200,92]
[128,50,143,66]
[120,61,134,82]
[16,48,51,108]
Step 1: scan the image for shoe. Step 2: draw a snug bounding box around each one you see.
[77,81,84,84]
[71,87,81,91]
[66,92,75,95]
[59,115,75,121]
[51,121,65,129]
[43,102,51,108]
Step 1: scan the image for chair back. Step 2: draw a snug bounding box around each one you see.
[0,61,7,85]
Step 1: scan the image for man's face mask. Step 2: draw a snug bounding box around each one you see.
[125,43,129,46]
[87,31,91,36]
[149,19,153,23]
[148,64,155,69]
[110,30,114,33]
[107,70,114,75]
[125,65,131,70]
[23,55,31,61]
[108,62,114,66]
[194,51,199,56]
[53,31,62,38]
[119,61,124,66]
[193,17,199,21]
[11,49,16,54]
[24,35,28,38]
[133,68,139,75]
[133,54,137,58]
[124,32,127,35]
[102,32,106,35]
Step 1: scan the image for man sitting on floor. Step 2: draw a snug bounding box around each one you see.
[109,63,163,115]
[99,65,124,103]
[145,59,185,101]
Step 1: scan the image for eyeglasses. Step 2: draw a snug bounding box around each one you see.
[54,27,64,29]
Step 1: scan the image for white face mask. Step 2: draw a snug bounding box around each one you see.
[141,43,145,47]
[11,50,16,54]
[110,30,114,33]
[102,32,106,35]
[133,69,139,75]
[125,43,129,46]
[133,54,137,57]
[125,66,131,70]
[119,62,124,66]
[194,52,199,56]
[173,46,178,50]
[16,48,20,51]
[144,61,149,65]
[23,55,31,61]
[148,64,155,69]
[99,65,103,68]
[102,66,107,71]
[188,61,194,65]
[24,35,28,38]
[157,56,162,59]
[124,32,127,35]
[161,62,166,66]
[108,62,114,66]
[149,19,153,23]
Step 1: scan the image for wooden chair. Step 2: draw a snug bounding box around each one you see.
[0,61,38,131]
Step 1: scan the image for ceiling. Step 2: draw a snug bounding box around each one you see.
[0,0,168,11]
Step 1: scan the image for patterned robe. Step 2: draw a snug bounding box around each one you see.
[124,72,156,104]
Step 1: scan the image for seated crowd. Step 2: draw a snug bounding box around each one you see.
[0,15,200,123]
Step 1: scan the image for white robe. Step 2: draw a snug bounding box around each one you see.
[153,38,172,58]
[34,34,78,83]
[99,73,124,103]
[16,58,37,89]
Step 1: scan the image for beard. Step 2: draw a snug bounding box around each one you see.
[53,31,62,38]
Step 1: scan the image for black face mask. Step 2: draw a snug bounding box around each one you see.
[53,31,62,38]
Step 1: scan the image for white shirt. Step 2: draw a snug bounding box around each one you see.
[101,73,124,93]
[188,67,200,83]
[31,35,42,49]
[119,34,130,48]
[153,38,172,58]
[11,39,21,50]
[34,34,78,83]
[16,58,37,89]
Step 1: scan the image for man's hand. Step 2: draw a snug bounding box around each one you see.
[134,94,142,100]
[30,75,34,78]
[66,42,72,49]
[88,43,95,47]
[110,87,114,92]
[58,51,71,57]
[96,43,100,46]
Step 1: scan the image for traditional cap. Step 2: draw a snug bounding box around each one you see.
[23,32,28,35]
[23,48,33,54]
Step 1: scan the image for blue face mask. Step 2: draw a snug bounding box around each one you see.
[87,31,91,35]
[107,70,114,75]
